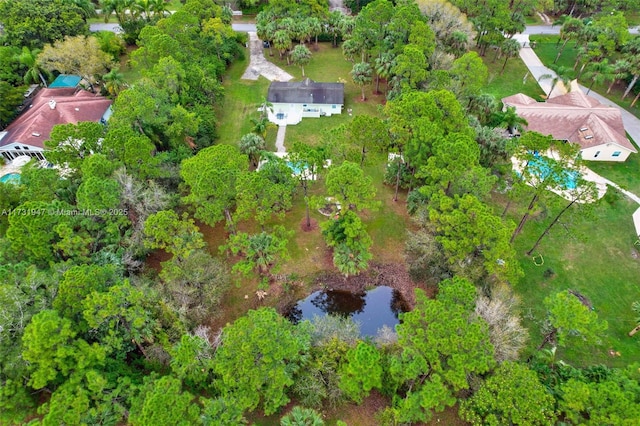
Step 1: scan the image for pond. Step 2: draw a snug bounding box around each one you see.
[285,286,407,337]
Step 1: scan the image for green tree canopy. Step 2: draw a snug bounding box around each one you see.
[0,0,89,48]
[387,278,495,423]
[326,161,379,213]
[542,290,608,350]
[460,361,557,425]
[129,375,201,426]
[181,144,248,229]
[339,341,383,404]
[213,308,311,415]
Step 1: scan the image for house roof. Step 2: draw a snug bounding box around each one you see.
[267,78,344,105]
[1,88,112,150]
[502,90,636,153]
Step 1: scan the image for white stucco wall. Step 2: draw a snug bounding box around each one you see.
[581,144,633,162]
[269,102,343,125]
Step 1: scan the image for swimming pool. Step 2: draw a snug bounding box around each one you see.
[286,161,306,175]
[527,155,578,190]
[0,173,20,184]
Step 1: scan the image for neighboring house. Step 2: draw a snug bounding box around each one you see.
[266,78,344,126]
[502,90,637,162]
[0,87,112,162]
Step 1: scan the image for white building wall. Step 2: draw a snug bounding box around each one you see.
[581,144,632,162]
[269,102,343,126]
[0,142,46,161]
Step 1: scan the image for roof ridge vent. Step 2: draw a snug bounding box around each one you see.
[584,135,594,139]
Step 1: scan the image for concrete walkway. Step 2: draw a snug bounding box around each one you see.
[275,125,287,153]
[241,32,293,82]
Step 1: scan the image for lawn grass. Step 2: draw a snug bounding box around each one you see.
[477,49,544,102]
[503,192,640,367]
[588,147,640,195]
[215,48,275,147]
[529,35,640,122]
[119,46,142,83]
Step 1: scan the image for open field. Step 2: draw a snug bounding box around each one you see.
[477,49,544,102]
[502,191,640,367]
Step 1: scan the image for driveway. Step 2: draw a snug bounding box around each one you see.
[524,25,639,35]
[241,32,293,81]
[91,22,257,33]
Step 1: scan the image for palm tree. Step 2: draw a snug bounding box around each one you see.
[583,59,614,95]
[280,406,324,426]
[16,47,50,87]
[497,106,527,135]
[305,17,322,47]
[326,10,344,48]
[290,45,312,77]
[149,0,168,19]
[450,31,470,58]
[374,52,395,95]
[500,39,521,74]
[554,17,583,64]
[607,59,630,94]
[258,97,273,120]
[539,65,573,98]
[103,69,127,97]
[273,30,292,64]
[468,93,498,125]
[239,133,266,169]
[351,62,373,101]
[101,0,132,24]
[622,38,640,100]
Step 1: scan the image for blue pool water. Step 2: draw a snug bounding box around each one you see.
[0,173,20,184]
[527,155,578,190]
[286,161,306,175]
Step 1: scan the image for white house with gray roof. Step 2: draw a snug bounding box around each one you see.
[266,78,344,126]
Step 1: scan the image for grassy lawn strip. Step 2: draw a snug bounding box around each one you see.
[503,192,640,367]
[588,149,640,195]
[477,49,544,102]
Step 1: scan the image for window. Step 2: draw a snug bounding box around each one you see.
[332,105,336,109]
[612,151,621,157]
[594,151,600,158]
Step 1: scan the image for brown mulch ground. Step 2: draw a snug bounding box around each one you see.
[300,216,319,232]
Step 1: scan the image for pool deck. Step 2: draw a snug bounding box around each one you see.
[1,156,32,178]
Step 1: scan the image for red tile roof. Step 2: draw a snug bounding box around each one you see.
[502,91,636,153]
[1,88,112,149]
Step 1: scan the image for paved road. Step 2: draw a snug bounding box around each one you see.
[524,25,639,35]
[90,22,257,33]
[232,23,256,32]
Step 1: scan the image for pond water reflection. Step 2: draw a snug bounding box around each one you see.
[285,286,407,337]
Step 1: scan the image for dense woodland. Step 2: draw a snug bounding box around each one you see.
[1,0,640,424]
